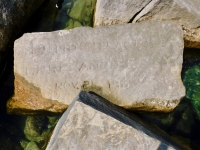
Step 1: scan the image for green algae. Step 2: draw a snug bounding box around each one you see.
[183,64,200,119]
[54,0,97,30]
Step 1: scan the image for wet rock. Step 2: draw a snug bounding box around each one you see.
[0,0,45,64]
[54,0,96,30]
[46,91,186,150]
[94,0,152,27]
[7,73,68,115]
[10,21,185,113]
[23,115,60,150]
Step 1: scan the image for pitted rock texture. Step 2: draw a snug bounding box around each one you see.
[0,0,45,63]
[12,21,185,113]
[94,0,152,27]
[46,91,184,150]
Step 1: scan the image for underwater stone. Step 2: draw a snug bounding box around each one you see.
[46,91,185,150]
[12,21,185,113]
[183,64,200,119]
[54,0,96,30]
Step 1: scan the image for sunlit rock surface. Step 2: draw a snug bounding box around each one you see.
[46,91,185,150]
[94,0,152,27]
[134,0,200,29]
[183,63,200,119]
[10,21,185,113]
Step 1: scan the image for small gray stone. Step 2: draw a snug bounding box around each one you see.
[13,21,185,112]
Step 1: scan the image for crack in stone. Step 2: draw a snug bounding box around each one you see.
[131,0,159,23]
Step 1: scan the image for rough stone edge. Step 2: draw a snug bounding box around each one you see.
[7,73,68,115]
[46,91,187,150]
[183,26,200,48]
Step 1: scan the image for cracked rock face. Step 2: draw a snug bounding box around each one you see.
[46,91,184,150]
[0,0,45,64]
[11,21,185,114]
[94,0,152,27]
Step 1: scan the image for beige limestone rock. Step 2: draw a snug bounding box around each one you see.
[11,21,185,113]
[46,91,182,150]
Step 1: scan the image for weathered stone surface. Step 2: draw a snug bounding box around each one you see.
[46,91,186,150]
[11,21,185,113]
[0,0,45,64]
[7,73,67,115]
[94,0,152,27]
[183,63,200,120]
[54,0,96,30]
[183,27,200,48]
[133,0,200,29]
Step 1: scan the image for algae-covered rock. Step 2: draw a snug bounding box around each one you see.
[23,115,60,150]
[183,64,200,119]
[25,142,40,150]
[54,0,96,30]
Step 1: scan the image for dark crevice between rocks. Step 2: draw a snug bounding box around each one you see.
[0,1,64,149]
[128,0,152,23]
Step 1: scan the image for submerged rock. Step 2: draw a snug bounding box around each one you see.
[54,0,97,30]
[10,21,185,114]
[46,91,186,150]
[136,98,200,149]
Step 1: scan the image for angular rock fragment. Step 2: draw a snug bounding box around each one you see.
[94,0,200,29]
[94,0,152,27]
[183,27,200,48]
[133,0,200,29]
[46,91,186,150]
[10,21,185,113]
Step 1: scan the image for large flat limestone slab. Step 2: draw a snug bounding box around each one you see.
[46,91,186,150]
[11,21,185,113]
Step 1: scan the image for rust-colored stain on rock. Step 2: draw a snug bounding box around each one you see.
[7,73,68,115]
